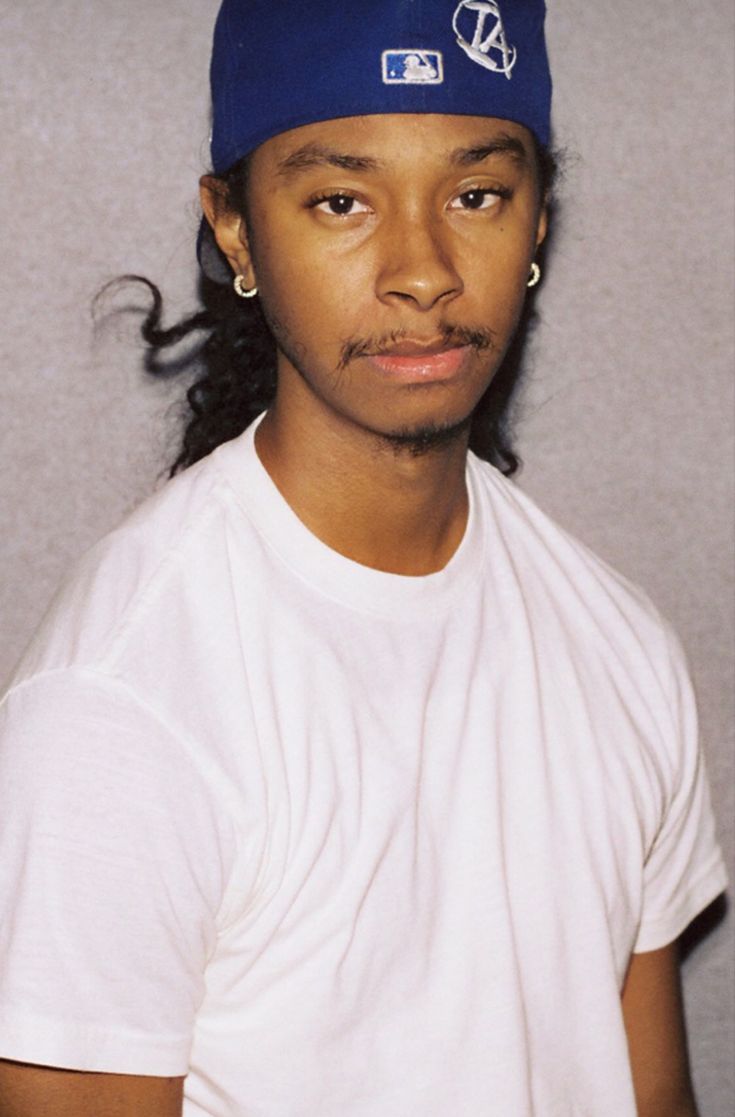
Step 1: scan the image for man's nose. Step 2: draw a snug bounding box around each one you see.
[375,213,463,312]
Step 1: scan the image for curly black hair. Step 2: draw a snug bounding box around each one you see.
[131,139,559,477]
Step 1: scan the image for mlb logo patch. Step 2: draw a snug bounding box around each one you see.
[382,50,444,85]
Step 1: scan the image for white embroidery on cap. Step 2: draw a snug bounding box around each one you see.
[452,1,517,80]
[382,50,444,85]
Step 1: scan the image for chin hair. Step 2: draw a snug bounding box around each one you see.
[381,416,471,458]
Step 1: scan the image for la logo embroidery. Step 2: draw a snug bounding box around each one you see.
[452,1,517,80]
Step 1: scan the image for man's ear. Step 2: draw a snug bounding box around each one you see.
[199,174,256,286]
[535,203,548,249]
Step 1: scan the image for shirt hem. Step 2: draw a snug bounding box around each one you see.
[633,857,728,953]
[0,1009,190,1076]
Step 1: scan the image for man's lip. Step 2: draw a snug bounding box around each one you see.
[370,339,459,357]
[365,345,472,382]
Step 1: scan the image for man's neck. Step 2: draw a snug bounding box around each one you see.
[254,404,470,577]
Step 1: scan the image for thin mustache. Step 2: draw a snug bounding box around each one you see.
[337,326,496,371]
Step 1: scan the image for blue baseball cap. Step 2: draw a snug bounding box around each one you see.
[200,0,552,281]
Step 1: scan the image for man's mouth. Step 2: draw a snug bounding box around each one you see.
[373,338,457,358]
[365,343,473,382]
[338,326,495,375]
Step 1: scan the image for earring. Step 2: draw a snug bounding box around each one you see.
[234,275,258,299]
[527,262,541,288]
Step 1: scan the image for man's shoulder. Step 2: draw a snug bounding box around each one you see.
[10,442,243,689]
[468,454,676,664]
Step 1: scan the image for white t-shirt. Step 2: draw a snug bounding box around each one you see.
[0,420,726,1116]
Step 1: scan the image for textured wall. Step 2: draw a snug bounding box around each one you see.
[1,1,733,1110]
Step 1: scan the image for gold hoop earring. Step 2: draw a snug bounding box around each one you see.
[527,262,541,289]
[234,275,258,299]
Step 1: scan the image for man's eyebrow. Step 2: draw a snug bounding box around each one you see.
[275,133,529,177]
[276,143,384,176]
[450,134,529,167]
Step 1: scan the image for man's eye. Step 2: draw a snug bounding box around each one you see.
[449,188,507,211]
[312,193,369,216]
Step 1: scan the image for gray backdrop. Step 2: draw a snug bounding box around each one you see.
[1,1,733,1111]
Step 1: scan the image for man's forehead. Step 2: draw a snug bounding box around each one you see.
[258,114,534,173]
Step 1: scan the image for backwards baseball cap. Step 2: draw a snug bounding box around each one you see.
[200,0,552,281]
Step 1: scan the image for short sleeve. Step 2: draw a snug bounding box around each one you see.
[0,668,236,1075]
[634,630,727,953]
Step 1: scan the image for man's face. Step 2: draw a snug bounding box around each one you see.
[225,113,546,449]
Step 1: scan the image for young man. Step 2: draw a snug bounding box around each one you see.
[0,2,726,1115]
